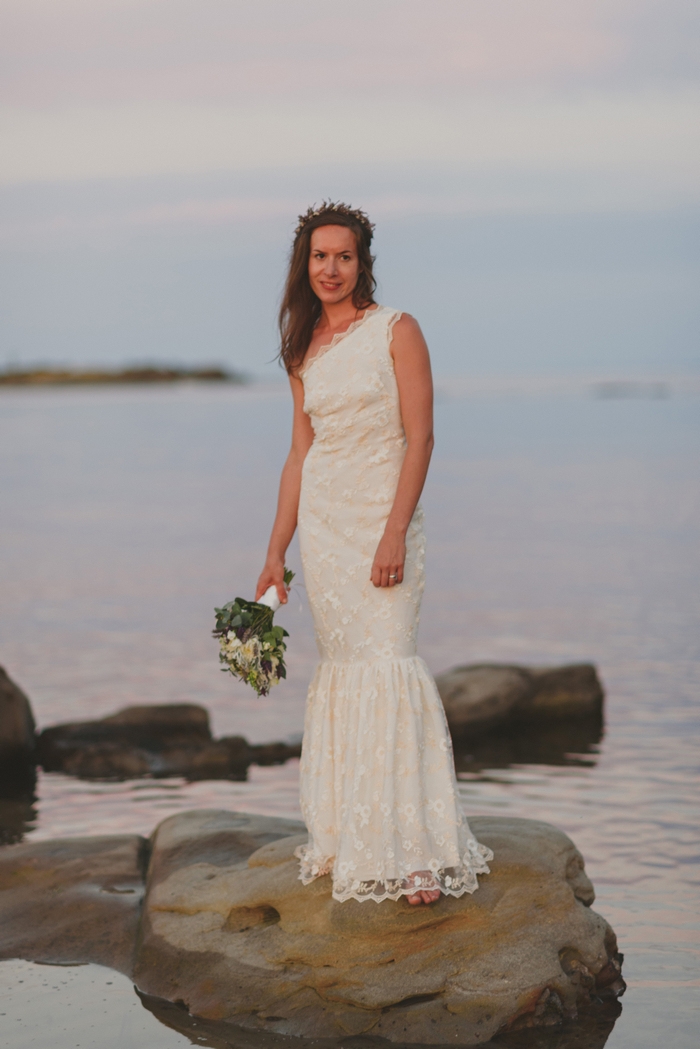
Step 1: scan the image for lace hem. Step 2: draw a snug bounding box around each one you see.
[295,839,493,904]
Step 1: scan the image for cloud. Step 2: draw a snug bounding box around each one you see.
[1,0,697,107]
[1,0,697,208]
[2,88,698,216]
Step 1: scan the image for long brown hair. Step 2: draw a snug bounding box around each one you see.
[278,204,376,375]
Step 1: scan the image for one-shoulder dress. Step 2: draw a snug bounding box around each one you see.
[295,305,492,903]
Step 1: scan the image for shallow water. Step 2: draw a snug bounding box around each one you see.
[0,380,698,1048]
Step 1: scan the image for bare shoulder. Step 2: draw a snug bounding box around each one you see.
[389,312,428,359]
[392,312,423,338]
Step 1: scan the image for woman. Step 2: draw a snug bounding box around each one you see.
[256,202,492,906]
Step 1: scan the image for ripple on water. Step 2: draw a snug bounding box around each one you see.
[0,385,698,1048]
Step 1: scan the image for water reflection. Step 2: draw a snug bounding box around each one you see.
[138,987,623,1049]
[453,714,603,775]
[0,793,37,845]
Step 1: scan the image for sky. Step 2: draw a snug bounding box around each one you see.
[1,0,698,377]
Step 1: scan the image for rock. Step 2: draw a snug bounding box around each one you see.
[526,665,605,718]
[133,810,624,1046]
[0,666,37,793]
[0,809,624,1045]
[438,665,533,734]
[36,704,301,781]
[436,663,604,739]
[100,703,213,738]
[0,834,147,975]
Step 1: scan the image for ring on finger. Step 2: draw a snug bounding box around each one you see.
[389,573,397,579]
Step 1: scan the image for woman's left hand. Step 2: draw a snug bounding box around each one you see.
[371,529,406,587]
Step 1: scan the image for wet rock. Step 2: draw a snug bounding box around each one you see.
[0,834,147,975]
[0,809,624,1045]
[438,665,533,733]
[138,990,622,1049]
[0,666,37,793]
[436,663,604,738]
[134,810,624,1046]
[36,704,300,781]
[526,666,605,718]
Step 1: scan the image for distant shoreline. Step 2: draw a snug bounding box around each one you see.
[0,365,246,387]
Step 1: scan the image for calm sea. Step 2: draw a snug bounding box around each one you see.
[0,379,698,1049]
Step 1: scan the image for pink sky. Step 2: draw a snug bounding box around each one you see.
[2,0,696,107]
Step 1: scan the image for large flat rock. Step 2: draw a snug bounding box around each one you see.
[134,810,624,1046]
[0,834,147,975]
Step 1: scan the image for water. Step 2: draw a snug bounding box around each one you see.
[0,380,698,1048]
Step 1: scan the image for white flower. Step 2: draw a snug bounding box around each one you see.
[242,639,260,661]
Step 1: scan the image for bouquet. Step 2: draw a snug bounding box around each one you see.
[213,568,294,696]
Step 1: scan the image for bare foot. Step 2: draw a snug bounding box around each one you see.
[405,872,441,906]
[406,887,441,905]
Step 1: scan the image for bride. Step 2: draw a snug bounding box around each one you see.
[256,202,492,906]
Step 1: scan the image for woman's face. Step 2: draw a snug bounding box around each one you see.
[308,225,360,304]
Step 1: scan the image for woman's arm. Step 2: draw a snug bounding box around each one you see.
[371,314,435,588]
[255,374,314,603]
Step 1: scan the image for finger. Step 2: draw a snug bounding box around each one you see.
[381,568,391,588]
[388,569,397,586]
[277,583,288,604]
[396,565,404,585]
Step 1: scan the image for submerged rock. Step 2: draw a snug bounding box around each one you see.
[36,703,300,781]
[0,666,37,793]
[436,663,604,738]
[134,810,624,1046]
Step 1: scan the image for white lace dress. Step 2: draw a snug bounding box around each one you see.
[295,305,492,903]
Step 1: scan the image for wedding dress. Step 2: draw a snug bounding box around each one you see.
[295,305,492,903]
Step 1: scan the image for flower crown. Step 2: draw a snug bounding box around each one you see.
[294,200,375,241]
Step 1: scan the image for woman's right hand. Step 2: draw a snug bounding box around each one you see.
[255,559,288,605]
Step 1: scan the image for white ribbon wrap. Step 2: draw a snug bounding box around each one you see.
[258,584,281,612]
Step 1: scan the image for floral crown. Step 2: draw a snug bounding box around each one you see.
[294,200,375,242]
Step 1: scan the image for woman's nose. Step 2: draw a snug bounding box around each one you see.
[323,256,338,275]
